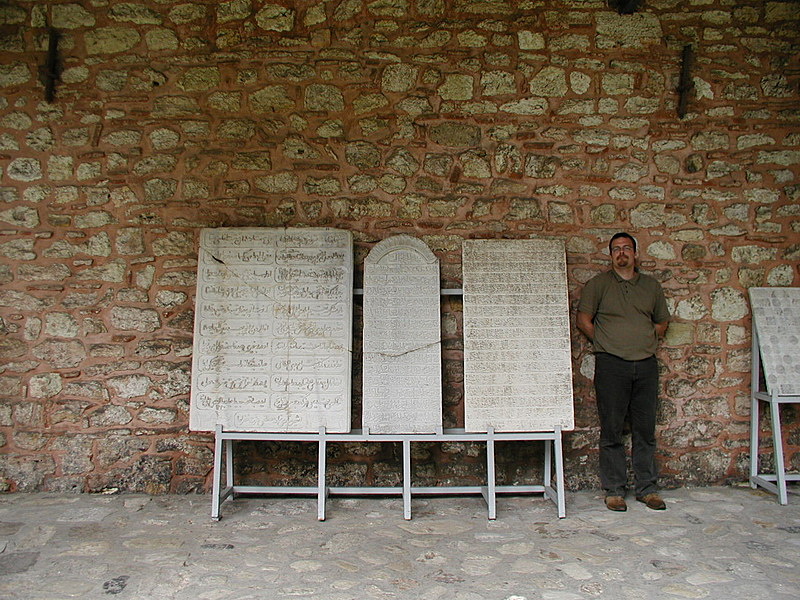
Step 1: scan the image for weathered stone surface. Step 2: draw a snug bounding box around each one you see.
[110,307,161,333]
[0,239,36,260]
[139,407,176,424]
[0,375,21,396]
[767,264,794,286]
[731,245,777,264]
[345,141,381,169]
[305,84,344,111]
[691,132,729,151]
[155,291,187,308]
[153,231,193,256]
[250,86,294,113]
[664,322,694,346]
[74,211,115,229]
[44,313,79,338]
[382,63,418,92]
[518,30,544,50]
[109,3,162,25]
[49,434,93,475]
[254,172,299,193]
[255,4,294,30]
[525,155,558,178]
[6,158,42,182]
[596,13,662,47]
[76,260,127,283]
[0,264,13,284]
[676,296,708,321]
[32,340,86,368]
[0,62,31,87]
[429,122,481,147]
[89,344,123,358]
[529,66,567,97]
[386,147,419,176]
[710,288,748,321]
[439,74,474,100]
[500,97,547,115]
[96,434,149,467]
[177,67,220,92]
[85,27,141,54]
[0,290,51,312]
[52,3,96,28]
[0,455,55,491]
[115,228,145,255]
[107,375,152,399]
[304,176,341,196]
[353,93,389,115]
[151,97,201,119]
[89,405,133,427]
[157,271,196,287]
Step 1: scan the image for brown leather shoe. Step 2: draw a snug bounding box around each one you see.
[636,493,666,510]
[604,495,627,511]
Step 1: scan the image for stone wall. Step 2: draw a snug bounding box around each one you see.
[0,0,798,494]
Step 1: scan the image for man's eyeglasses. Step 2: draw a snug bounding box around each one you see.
[611,245,634,254]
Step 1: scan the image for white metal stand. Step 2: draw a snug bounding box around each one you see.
[211,425,566,521]
[749,328,800,505]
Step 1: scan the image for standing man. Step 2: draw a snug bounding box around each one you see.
[577,232,670,512]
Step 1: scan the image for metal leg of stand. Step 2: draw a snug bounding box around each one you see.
[211,425,223,521]
[770,400,789,506]
[750,394,760,489]
[750,329,761,490]
[225,438,234,489]
[486,427,496,520]
[554,427,566,518]
[403,439,411,520]
[544,435,552,489]
[318,427,327,521]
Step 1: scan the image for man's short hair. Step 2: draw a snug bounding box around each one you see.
[609,232,637,253]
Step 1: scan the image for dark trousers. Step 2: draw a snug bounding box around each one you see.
[594,352,659,497]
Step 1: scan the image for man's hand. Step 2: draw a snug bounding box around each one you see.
[655,321,669,338]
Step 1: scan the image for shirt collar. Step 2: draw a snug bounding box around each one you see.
[611,269,640,284]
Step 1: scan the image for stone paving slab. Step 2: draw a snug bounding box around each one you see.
[0,486,798,600]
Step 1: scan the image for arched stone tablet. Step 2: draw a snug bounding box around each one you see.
[462,238,575,433]
[362,235,443,434]
[190,227,353,433]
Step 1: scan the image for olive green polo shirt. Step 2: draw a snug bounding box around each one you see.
[577,269,670,361]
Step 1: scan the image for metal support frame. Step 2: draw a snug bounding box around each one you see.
[749,327,800,505]
[210,426,567,521]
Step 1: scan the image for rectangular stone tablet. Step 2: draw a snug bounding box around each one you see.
[749,287,800,396]
[190,228,353,433]
[362,235,443,434]
[462,239,575,432]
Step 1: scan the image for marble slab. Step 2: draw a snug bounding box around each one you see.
[190,228,353,432]
[462,239,575,432]
[362,235,443,433]
[749,287,800,396]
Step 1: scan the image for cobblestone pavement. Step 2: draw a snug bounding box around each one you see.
[0,486,798,600]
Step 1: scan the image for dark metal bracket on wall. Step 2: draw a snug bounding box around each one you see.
[677,45,694,119]
[39,28,61,103]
